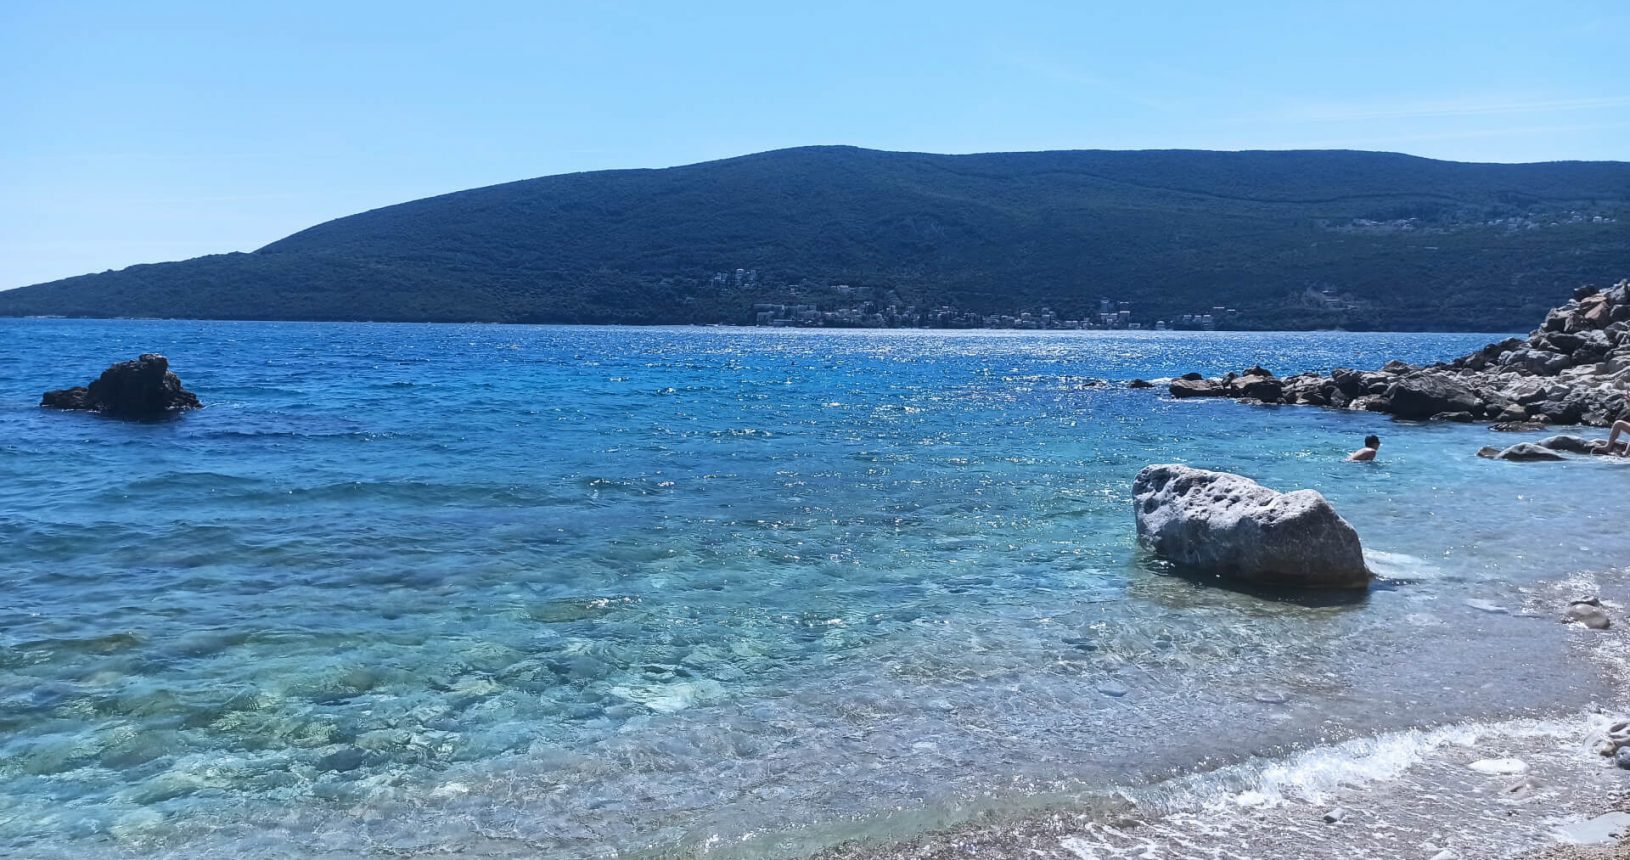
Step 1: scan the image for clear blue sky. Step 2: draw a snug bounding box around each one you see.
[3,1,1626,290]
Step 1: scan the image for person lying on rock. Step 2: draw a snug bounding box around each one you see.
[1347,434,1381,462]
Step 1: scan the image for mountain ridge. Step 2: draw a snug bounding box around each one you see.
[5,145,1629,330]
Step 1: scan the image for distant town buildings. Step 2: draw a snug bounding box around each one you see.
[748,296,1242,331]
[719,266,1255,330]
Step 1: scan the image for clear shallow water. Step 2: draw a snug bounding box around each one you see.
[2,320,1628,858]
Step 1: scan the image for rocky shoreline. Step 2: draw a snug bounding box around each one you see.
[1168,280,1630,431]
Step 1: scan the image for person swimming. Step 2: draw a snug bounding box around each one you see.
[1347,434,1380,461]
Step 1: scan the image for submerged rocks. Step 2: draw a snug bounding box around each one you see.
[1168,279,1630,428]
[1132,464,1371,589]
[40,354,200,419]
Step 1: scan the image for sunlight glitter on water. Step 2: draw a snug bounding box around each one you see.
[2,320,1627,858]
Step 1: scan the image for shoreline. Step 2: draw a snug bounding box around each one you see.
[0,313,1528,335]
[776,568,1630,860]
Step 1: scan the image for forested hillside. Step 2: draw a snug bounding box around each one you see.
[3,146,1627,329]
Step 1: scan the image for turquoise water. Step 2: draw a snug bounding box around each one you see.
[2,320,1628,858]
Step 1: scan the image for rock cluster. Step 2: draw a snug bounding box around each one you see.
[1475,434,1618,461]
[1169,280,1630,427]
[41,354,202,419]
[1132,464,1372,589]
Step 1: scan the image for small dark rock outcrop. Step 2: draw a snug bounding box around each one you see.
[1167,279,1630,428]
[41,354,202,419]
[1133,464,1372,589]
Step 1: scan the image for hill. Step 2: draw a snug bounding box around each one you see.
[3,146,1629,330]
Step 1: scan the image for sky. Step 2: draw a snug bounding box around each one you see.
[2,1,1627,290]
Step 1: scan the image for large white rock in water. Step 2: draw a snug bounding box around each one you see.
[1133,464,1372,589]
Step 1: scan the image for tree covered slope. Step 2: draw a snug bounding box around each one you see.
[3,146,1627,329]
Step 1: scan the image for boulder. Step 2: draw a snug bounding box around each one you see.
[40,354,201,419]
[1582,298,1612,329]
[1545,331,1587,354]
[1428,411,1474,423]
[1529,397,1584,425]
[1128,378,1154,389]
[1229,373,1283,402]
[1169,377,1228,398]
[1574,330,1614,363]
[1347,395,1389,412]
[1537,434,1594,454]
[1132,465,1371,589]
[1503,348,1572,376]
[1489,443,1567,462]
[1330,368,1366,398]
[1384,373,1483,420]
[1566,602,1611,630]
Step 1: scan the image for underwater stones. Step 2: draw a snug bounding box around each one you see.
[315,746,371,773]
[1467,757,1528,775]
[41,353,201,419]
[1132,464,1371,589]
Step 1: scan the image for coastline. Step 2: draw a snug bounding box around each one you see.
[778,566,1630,860]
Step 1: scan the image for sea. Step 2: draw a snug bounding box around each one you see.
[2,318,1628,859]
